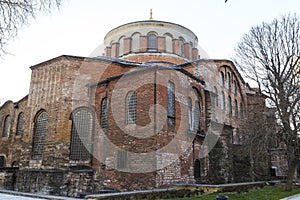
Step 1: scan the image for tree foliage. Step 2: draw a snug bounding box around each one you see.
[234,13,300,191]
[0,0,61,56]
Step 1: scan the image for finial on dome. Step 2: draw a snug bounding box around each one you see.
[149,9,153,20]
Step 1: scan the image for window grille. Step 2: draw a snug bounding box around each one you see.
[16,112,24,135]
[32,111,48,159]
[168,81,175,127]
[70,108,93,161]
[2,115,11,137]
[117,150,127,169]
[126,91,137,125]
[147,34,157,51]
[100,98,108,128]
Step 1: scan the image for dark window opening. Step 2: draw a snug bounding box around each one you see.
[228,96,232,115]
[100,98,108,128]
[270,167,276,177]
[188,97,192,131]
[0,156,5,167]
[194,159,201,183]
[168,81,175,127]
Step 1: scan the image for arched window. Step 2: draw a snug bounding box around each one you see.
[100,98,108,128]
[2,115,11,137]
[131,32,141,52]
[221,91,225,110]
[147,34,157,51]
[118,36,125,56]
[234,99,238,117]
[213,87,218,107]
[126,91,137,125]
[226,72,231,91]
[233,128,240,144]
[188,97,193,131]
[168,81,175,127]
[194,159,201,182]
[179,38,185,56]
[32,111,48,159]
[70,108,93,161]
[228,96,232,115]
[16,112,24,135]
[194,100,201,132]
[164,33,173,53]
[220,72,225,87]
[240,102,244,119]
[233,80,237,95]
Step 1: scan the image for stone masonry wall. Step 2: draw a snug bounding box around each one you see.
[15,169,94,197]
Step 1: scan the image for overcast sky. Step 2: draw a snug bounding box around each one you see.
[0,0,299,103]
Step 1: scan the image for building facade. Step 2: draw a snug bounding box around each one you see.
[0,19,292,197]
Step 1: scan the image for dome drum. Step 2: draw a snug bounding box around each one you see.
[104,20,199,60]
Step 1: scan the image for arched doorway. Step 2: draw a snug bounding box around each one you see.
[194,159,201,183]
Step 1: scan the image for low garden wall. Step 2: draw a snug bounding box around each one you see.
[86,181,266,200]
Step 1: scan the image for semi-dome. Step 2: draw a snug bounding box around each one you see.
[104,20,200,61]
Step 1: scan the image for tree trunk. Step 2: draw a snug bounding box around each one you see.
[285,158,299,191]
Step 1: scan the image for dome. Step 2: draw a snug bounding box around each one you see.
[103,20,199,61]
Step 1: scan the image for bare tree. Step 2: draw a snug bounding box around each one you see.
[240,95,278,182]
[234,13,300,191]
[0,0,62,57]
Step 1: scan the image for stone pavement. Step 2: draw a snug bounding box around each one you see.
[0,193,46,200]
[281,194,300,200]
[0,190,81,200]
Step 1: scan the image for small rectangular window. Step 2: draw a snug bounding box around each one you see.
[117,150,127,169]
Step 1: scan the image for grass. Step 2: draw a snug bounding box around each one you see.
[171,186,300,200]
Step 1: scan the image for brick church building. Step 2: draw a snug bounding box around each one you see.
[0,18,291,197]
